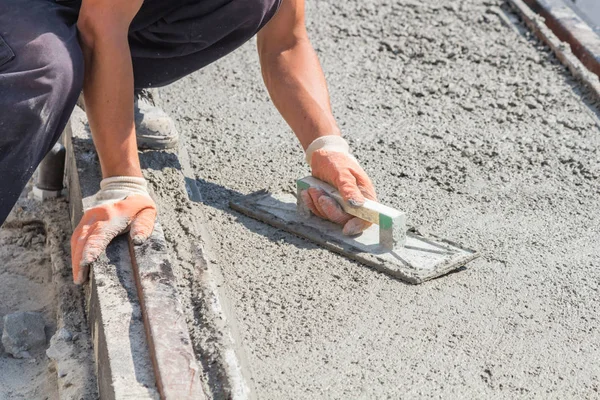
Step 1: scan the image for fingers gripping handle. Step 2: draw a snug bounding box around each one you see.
[297,176,406,249]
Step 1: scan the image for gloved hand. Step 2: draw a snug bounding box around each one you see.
[301,135,377,236]
[70,176,156,284]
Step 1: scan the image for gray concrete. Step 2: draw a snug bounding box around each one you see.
[153,0,600,397]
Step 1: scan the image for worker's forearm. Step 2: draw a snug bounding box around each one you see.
[80,34,142,178]
[259,38,341,150]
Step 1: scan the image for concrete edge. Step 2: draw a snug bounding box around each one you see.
[45,200,99,399]
[523,0,600,77]
[64,105,249,399]
[507,0,600,104]
[64,107,160,399]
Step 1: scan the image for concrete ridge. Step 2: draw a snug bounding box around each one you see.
[523,0,600,77]
[508,0,600,105]
[176,127,256,400]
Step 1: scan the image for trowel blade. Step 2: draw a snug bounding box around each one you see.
[230,191,478,284]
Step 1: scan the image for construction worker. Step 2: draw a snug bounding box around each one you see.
[0,0,376,284]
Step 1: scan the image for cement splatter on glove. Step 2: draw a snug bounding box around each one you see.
[70,176,156,284]
[302,136,377,236]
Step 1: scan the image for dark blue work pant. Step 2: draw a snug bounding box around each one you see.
[0,0,280,225]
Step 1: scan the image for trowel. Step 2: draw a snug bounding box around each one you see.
[230,177,478,284]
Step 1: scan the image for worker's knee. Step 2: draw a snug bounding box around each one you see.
[29,35,84,105]
[0,31,83,153]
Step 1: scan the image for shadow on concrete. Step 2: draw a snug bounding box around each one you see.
[183,177,420,285]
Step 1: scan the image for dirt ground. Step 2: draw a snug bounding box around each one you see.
[0,187,96,400]
[153,0,600,398]
[0,219,58,400]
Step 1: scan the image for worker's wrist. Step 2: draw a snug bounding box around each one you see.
[90,176,151,208]
[100,160,143,181]
[305,135,350,164]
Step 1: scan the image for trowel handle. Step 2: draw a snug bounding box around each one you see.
[296,176,406,249]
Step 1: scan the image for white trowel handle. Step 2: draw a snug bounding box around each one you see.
[296,176,406,249]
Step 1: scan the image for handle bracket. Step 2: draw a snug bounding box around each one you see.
[296,176,406,250]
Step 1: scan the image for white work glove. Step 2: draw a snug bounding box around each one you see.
[301,135,377,235]
[71,176,157,284]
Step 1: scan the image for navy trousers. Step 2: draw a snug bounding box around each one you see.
[0,0,280,225]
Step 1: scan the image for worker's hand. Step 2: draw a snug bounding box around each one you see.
[301,136,377,236]
[70,176,156,284]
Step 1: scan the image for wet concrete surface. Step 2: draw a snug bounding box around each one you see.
[157,0,600,397]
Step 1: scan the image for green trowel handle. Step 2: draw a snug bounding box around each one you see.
[296,176,406,249]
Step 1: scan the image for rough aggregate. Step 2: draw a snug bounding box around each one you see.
[157,0,600,398]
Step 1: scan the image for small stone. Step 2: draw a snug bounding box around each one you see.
[56,328,73,342]
[461,102,475,111]
[446,83,458,95]
[2,312,46,359]
[543,115,556,125]
[462,148,475,157]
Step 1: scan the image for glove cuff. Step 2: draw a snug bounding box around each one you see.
[305,135,350,165]
[92,176,150,207]
[100,176,148,191]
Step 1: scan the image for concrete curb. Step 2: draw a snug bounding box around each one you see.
[64,106,204,399]
[64,107,159,399]
[507,0,600,104]
[523,0,600,77]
